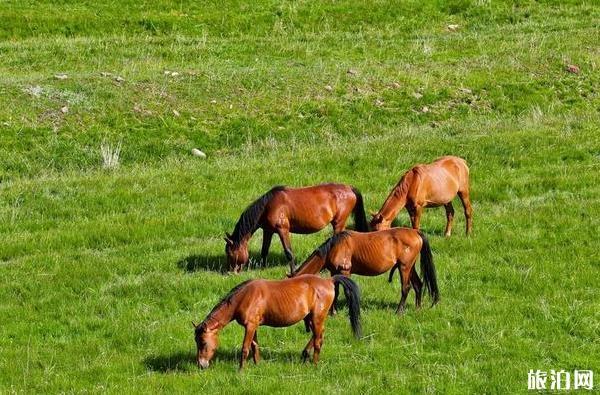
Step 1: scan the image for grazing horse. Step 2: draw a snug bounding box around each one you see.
[225,183,369,273]
[193,274,361,370]
[291,228,439,314]
[370,156,473,237]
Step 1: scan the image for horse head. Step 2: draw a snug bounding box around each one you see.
[225,233,249,272]
[194,323,219,369]
[369,212,391,231]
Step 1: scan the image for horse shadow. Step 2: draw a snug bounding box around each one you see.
[361,298,400,312]
[177,254,227,273]
[144,351,195,373]
[177,252,291,273]
[213,348,301,363]
[144,348,302,373]
[361,295,435,313]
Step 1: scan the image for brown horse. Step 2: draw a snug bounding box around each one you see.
[370,156,473,237]
[225,183,369,273]
[193,274,361,370]
[291,228,439,314]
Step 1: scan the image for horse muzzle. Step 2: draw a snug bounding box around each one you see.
[197,359,210,369]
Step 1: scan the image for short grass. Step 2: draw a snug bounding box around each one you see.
[1,0,599,393]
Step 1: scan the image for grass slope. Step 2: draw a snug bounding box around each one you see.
[0,0,599,393]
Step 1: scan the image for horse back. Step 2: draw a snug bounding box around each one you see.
[412,157,468,204]
[342,231,399,275]
[237,276,331,327]
[433,156,469,182]
[264,184,353,232]
[282,183,354,205]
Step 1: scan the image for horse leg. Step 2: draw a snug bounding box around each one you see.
[413,206,423,230]
[302,337,314,363]
[388,263,399,283]
[444,202,455,237]
[260,230,273,267]
[239,324,257,370]
[251,332,260,364]
[457,190,473,235]
[408,205,423,230]
[276,227,295,273]
[331,219,345,234]
[407,206,416,228]
[304,315,313,333]
[410,267,423,309]
[302,316,315,362]
[311,314,326,364]
[332,203,352,233]
[396,263,412,314]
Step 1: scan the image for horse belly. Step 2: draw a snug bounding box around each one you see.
[288,213,332,234]
[261,302,310,327]
[351,266,391,276]
[350,257,395,276]
[424,175,458,206]
[283,191,336,234]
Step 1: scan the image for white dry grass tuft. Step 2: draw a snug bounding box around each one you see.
[100,141,122,169]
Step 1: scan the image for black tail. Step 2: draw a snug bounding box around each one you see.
[332,275,362,338]
[418,230,439,305]
[351,187,369,232]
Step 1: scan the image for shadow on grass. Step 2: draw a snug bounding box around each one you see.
[361,298,400,312]
[144,348,302,373]
[177,252,290,273]
[144,351,196,373]
[176,254,227,273]
[361,296,435,313]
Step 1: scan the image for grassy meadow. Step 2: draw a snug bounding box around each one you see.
[1,0,599,393]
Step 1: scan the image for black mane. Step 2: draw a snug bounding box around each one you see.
[230,186,285,245]
[291,231,351,276]
[197,280,253,332]
[308,231,351,261]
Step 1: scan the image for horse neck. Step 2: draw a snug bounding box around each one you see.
[203,301,236,331]
[293,253,325,276]
[234,233,252,248]
[378,176,410,220]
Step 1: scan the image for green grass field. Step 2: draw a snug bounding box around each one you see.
[1,0,599,393]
